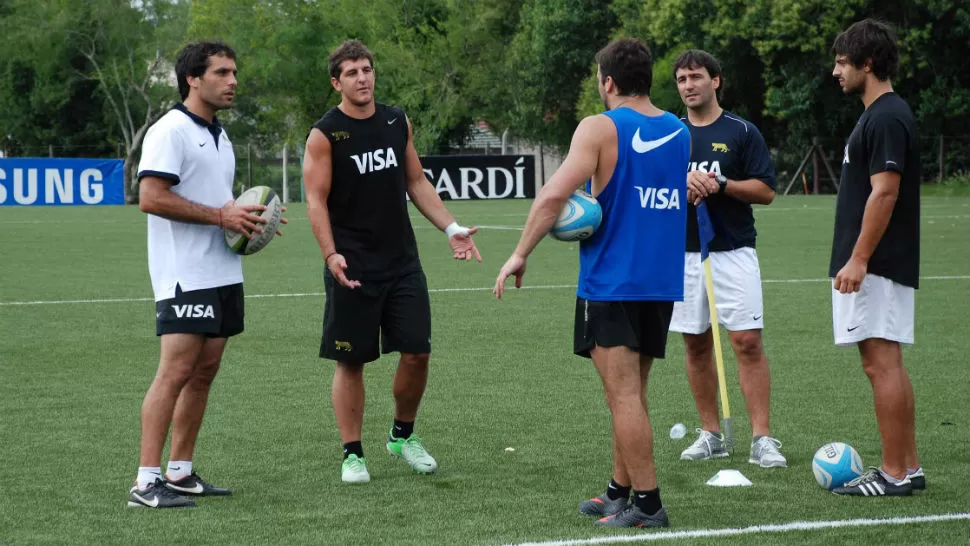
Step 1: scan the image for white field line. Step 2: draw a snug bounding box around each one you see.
[2,276,970,307]
[504,512,970,546]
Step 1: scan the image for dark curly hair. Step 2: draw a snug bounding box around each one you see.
[831,19,899,81]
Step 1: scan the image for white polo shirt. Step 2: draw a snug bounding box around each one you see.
[138,104,242,302]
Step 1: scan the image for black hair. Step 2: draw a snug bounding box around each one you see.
[831,18,899,81]
[595,38,653,96]
[175,41,236,101]
[672,49,722,88]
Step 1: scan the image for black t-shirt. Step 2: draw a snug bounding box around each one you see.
[683,111,775,252]
[312,103,420,281]
[829,92,920,288]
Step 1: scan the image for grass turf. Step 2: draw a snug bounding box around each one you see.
[1,193,968,545]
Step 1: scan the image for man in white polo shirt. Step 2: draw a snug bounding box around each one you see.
[128,41,276,508]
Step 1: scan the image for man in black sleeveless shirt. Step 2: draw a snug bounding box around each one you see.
[828,19,923,497]
[302,40,482,484]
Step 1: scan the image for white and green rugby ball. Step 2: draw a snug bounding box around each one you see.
[225,185,282,255]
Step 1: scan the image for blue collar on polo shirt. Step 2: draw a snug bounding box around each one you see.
[173,103,224,150]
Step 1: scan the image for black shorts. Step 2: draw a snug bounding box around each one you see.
[155,283,245,338]
[573,297,674,359]
[320,269,432,364]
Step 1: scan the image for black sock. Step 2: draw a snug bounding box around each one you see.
[632,488,662,516]
[606,479,631,501]
[391,420,414,440]
[343,441,363,459]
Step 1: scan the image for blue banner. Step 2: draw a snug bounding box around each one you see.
[0,158,125,206]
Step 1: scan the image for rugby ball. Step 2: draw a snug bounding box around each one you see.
[224,186,282,255]
[812,442,864,490]
[550,190,602,242]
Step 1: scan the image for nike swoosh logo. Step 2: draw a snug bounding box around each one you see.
[156,312,162,318]
[847,325,861,332]
[632,128,683,154]
[753,315,763,321]
[388,118,398,125]
[167,482,204,494]
[133,493,159,507]
[199,142,206,147]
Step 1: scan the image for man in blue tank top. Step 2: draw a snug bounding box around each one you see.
[494,38,689,529]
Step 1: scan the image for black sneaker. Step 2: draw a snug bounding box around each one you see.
[164,472,232,496]
[128,478,196,508]
[832,467,912,496]
[907,468,926,491]
[594,505,669,528]
[578,492,628,517]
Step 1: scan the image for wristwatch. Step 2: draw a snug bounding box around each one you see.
[715,174,728,194]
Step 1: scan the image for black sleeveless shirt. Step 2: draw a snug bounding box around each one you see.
[312,103,420,281]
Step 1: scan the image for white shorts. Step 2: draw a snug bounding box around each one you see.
[669,247,765,335]
[832,274,915,346]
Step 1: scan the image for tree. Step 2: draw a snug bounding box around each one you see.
[0,0,187,201]
[498,0,616,152]
[0,0,119,158]
[75,0,188,202]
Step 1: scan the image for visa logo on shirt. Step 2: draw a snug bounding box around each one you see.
[634,186,681,209]
[688,160,722,175]
[351,147,399,174]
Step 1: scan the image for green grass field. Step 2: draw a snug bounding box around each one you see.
[1,194,969,545]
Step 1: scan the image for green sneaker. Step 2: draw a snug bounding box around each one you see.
[341,455,370,484]
[386,435,438,474]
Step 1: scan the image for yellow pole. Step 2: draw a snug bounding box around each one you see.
[703,258,733,446]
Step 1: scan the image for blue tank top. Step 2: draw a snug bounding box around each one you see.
[577,108,690,301]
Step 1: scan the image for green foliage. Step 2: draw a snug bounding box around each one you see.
[498,0,616,153]
[0,0,116,155]
[1,0,970,172]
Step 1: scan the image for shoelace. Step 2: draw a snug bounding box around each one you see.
[403,435,427,453]
[755,436,782,453]
[691,429,721,450]
[150,479,186,500]
[845,467,880,486]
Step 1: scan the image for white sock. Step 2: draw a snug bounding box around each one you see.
[166,460,192,481]
[879,468,907,485]
[136,467,162,490]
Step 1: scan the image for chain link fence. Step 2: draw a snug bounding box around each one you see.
[774,136,970,195]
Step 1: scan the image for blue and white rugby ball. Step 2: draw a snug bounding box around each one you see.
[550,190,602,242]
[812,442,864,489]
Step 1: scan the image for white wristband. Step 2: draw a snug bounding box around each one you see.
[445,221,468,238]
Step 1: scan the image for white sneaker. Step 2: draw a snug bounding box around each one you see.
[680,429,729,461]
[386,435,438,474]
[749,436,787,468]
[341,455,371,483]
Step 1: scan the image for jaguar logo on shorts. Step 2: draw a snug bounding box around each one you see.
[335,340,353,352]
[711,142,729,153]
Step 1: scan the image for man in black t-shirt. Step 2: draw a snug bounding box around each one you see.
[669,50,786,469]
[829,19,923,497]
[302,40,482,484]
